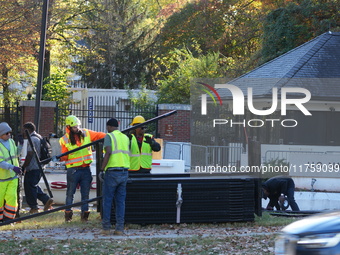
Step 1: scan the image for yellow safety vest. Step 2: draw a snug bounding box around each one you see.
[104,130,130,170]
[0,139,19,179]
[129,134,153,171]
[60,129,93,169]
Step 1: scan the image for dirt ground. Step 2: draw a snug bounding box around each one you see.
[0,224,282,240]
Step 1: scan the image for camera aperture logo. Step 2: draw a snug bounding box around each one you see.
[197,82,223,114]
[198,82,312,128]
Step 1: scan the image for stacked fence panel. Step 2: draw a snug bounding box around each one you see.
[110,174,255,224]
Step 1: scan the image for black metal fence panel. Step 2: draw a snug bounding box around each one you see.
[56,96,158,137]
[0,102,21,142]
[0,97,157,141]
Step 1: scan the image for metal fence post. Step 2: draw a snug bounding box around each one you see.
[96,142,103,214]
[248,139,262,217]
[54,102,59,136]
[155,104,159,138]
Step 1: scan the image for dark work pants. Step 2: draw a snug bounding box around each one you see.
[286,178,300,211]
[24,169,50,209]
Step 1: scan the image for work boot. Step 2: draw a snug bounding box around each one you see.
[29,208,39,214]
[113,230,125,236]
[81,211,90,222]
[44,198,54,212]
[64,211,73,222]
[101,229,111,235]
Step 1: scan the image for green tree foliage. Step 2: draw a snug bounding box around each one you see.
[70,0,160,89]
[158,0,265,77]
[42,71,72,103]
[45,0,101,81]
[3,0,339,110]
[42,71,73,135]
[128,85,157,111]
[128,81,157,133]
[156,48,230,104]
[261,0,340,63]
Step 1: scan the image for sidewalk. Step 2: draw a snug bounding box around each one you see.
[0,225,282,240]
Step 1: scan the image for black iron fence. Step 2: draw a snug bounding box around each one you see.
[0,101,21,142]
[55,97,158,137]
[0,99,158,140]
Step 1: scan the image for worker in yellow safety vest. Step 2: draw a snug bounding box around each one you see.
[100,118,130,235]
[58,115,106,222]
[128,115,160,174]
[0,122,22,222]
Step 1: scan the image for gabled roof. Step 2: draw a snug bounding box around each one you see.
[218,32,340,100]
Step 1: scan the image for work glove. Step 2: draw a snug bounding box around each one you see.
[51,156,60,162]
[98,171,105,182]
[17,134,24,146]
[144,136,153,145]
[279,195,285,204]
[13,166,22,175]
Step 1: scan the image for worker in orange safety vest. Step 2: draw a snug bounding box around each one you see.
[58,115,106,222]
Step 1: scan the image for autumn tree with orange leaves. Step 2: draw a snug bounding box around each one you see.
[0,0,40,122]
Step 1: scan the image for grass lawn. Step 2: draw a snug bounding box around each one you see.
[0,210,298,255]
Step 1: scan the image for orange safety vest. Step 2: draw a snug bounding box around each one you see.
[59,129,93,168]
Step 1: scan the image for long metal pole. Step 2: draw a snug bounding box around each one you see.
[2,110,177,225]
[40,110,177,164]
[34,0,50,132]
[0,197,101,227]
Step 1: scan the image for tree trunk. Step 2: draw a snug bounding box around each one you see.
[42,48,51,98]
[1,66,11,123]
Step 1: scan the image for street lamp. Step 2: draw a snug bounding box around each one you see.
[26,85,34,100]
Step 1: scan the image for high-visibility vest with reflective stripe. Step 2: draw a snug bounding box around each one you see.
[0,139,19,179]
[104,130,130,170]
[60,129,93,169]
[129,134,153,171]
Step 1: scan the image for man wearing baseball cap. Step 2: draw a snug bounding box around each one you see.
[100,118,130,235]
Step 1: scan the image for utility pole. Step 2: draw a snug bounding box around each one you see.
[34,0,49,132]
